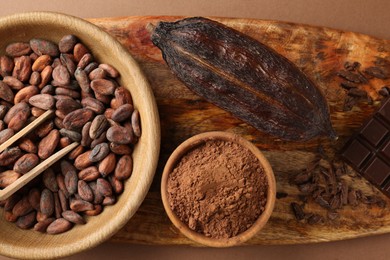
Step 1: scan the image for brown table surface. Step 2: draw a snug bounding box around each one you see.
[0,1,389,259]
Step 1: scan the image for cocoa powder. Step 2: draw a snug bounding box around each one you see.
[167,139,268,239]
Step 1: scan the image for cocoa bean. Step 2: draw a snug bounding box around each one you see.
[60,159,77,176]
[102,196,116,206]
[59,128,82,142]
[38,65,53,89]
[74,67,90,93]
[43,168,59,192]
[14,85,39,104]
[77,53,93,69]
[94,92,111,104]
[98,153,116,177]
[99,63,119,78]
[16,211,36,229]
[4,211,18,222]
[0,128,14,145]
[88,67,106,80]
[28,188,41,211]
[96,178,113,197]
[0,147,22,166]
[4,193,21,211]
[89,115,109,139]
[29,71,41,85]
[36,210,49,222]
[41,84,55,95]
[77,180,94,202]
[68,145,84,160]
[29,93,55,110]
[54,117,64,129]
[115,155,133,180]
[0,170,21,188]
[13,153,39,174]
[55,87,80,99]
[58,189,68,211]
[62,210,86,224]
[84,204,103,216]
[110,98,121,110]
[52,65,70,86]
[31,107,45,117]
[84,62,98,74]
[0,105,8,119]
[115,86,133,106]
[3,76,24,91]
[6,42,31,57]
[81,97,105,114]
[73,43,89,62]
[64,170,78,195]
[53,192,62,219]
[63,108,94,130]
[89,143,110,162]
[55,109,66,119]
[36,120,54,138]
[8,109,29,131]
[18,137,38,153]
[70,199,94,212]
[59,34,78,53]
[106,125,133,144]
[78,166,100,181]
[89,181,104,205]
[90,131,107,149]
[60,53,76,75]
[46,218,73,234]
[109,142,132,155]
[131,109,141,137]
[108,175,124,194]
[30,38,59,57]
[111,104,133,122]
[91,79,116,95]
[0,120,5,131]
[38,129,60,159]
[56,173,69,197]
[0,56,14,77]
[13,56,32,82]
[81,122,92,147]
[32,54,52,72]
[0,81,14,103]
[13,196,33,217]
[40,188,54,216]
[34,218,55,233]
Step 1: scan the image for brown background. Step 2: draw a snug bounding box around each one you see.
[0,0,389,259]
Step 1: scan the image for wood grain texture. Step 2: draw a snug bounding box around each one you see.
[88,16,390,245]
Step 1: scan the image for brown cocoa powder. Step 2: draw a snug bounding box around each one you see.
[167,139,268,239]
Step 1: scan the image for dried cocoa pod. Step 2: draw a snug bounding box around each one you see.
[151,17,337,141]
[0,170,21,188]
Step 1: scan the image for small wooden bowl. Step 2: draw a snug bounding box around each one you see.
[161,131,276,247]
[0,12,160,259]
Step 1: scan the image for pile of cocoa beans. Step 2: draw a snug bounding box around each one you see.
[0,35,140,234]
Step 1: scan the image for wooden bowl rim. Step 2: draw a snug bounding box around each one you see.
[0,11,160,259]
[161,131,276,247]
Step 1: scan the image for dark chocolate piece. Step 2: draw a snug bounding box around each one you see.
[342,98,390,197]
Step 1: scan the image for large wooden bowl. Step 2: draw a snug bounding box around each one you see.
[0,12,160,259]
[161,131,276,247]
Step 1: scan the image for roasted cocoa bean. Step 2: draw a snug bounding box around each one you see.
[63,108,94,130]
[0,147,22,166]
[0,81,15,103]
[98,153,116,177]
[77,53,93,69]
[106,125,133,144]
[38,129,60,159]
[111,104,133,122]
[4,102,30,124]
[13,56,32,82]
[30,38,59,57]
[89,67,106,80]
[40,188,54,216]
[74,67,90,93]
[108,175,124,194]
[55,87,81,99]
[77,180,94,202]
[60,53,76,75]
[43,168,59,192]
[62,210,86,224]
[0,170,21,188]
[38,65,53,89]
[6,42,31,57]
[46,218,73,234]
[36,120,54,138]
[115,155,133,180]
[81,97,105,114]
[59,34,78,53]
[90,131,107,149]
[84,204,103,216]
[55,96,81,114]
[84,62,98,75]
[91,79,116,95]
[89,114,109,139]
[74,150,93,170]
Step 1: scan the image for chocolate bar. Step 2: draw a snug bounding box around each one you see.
[342,97,390,196]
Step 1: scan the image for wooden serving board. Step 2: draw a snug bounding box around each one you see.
[88,16,390,245]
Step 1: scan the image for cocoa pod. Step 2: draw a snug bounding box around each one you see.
[111,104,133,122]
[30,38,59,57]
[34,218,55,233]
[12,196,33,217]
[89,143,110,162]
[59,34,78,53]
[3,76,24,91]
[43,168,59,192]
[40,188,54,216]
[70,199,94,212]
[78,166,100,181]
[89,115,109,139]
[6,42,31,57]
[46,218,73,234]
[63,108,94,130]
[151,17,337,141]
[38,129,60,159]
[13,153,39,174]
[16,211,36,229]
[0,81,15,102]
[98,152,116,177]
[90,79,116,95]
[13,56,32,82]
[29,93,55,110]
[106,125,133,144]
[18,137,38,153]
[99,63,119,78]
[77,180,94,202]
[62,210,86,224]
[0,129,14,145]
[115,154,133,181]
[109,142,132,155]
[14,85,39,104]
[0,170,21,188]
[0,147,23,166]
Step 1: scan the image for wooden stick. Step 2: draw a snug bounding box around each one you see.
[0,142,79,201]
[0,109,54,154]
